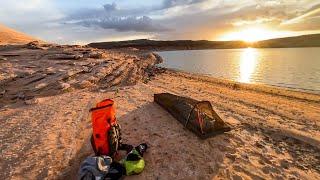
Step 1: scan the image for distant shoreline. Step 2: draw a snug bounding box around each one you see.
[163,68,320,97]
[88,33,320,51]
[153,46,320,52]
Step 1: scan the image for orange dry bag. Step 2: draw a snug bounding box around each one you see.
[90,99,122,156]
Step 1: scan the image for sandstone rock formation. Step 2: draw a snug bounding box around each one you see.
[0,43,162,106]
[0,24,41,45]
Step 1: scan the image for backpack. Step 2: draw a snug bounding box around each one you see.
[90,99,122,157]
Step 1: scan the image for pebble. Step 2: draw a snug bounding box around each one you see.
[60,83,71,90]
[87,52,103,59]
[99,89,107,93]
[76,80,93,88]
[35,83,47,89]
[25,98,39,105]
[16,92,25,100]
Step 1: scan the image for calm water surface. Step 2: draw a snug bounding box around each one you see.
[158,47,320,93]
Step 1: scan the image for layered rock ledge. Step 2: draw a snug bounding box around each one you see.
[0,42,162,106]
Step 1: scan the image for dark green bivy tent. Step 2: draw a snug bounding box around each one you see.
[154,93,231,139]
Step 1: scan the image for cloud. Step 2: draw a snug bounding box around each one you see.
[63,2,172,32]
[2,0,320,44]
[281,5,320,25]
[103,3,117,12]
[0,0,63,24]
[160,0,209,9]
[200,1,320,33]
[62,0,216,33]
[279,4,320,31]
[74,16,170,32]
[152,0,320,40]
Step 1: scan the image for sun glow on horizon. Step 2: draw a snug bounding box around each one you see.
[220,27,292,42]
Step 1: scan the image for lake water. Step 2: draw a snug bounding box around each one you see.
[158,47,320,93]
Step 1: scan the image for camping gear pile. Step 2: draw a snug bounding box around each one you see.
[79,93,231,179]
[154,93,231,139]
[78,99,148,180]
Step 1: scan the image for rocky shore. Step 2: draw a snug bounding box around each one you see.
[0,42,319,179]
[0,42,162,106]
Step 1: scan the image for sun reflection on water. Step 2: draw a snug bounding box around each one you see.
[239,48,258,83]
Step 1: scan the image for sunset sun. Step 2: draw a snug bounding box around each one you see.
[220,27,290,42]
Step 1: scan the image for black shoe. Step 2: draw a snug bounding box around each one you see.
[136,143,148,156]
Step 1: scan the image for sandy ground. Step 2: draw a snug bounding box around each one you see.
[1,45,320,180]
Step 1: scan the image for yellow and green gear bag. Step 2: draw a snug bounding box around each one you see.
[122,149,145,175]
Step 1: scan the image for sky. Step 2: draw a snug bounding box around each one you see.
[0,0,320,44]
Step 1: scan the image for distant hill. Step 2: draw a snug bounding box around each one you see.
[88,34,320,50]
[252,34,320,48]
[88,39,247,50]
[0,24,40,45]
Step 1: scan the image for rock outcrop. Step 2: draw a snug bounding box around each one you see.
[0,43,162,106]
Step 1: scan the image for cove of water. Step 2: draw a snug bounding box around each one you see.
[158,47,320,93]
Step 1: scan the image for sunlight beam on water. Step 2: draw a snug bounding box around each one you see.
[239,48,258,83]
